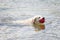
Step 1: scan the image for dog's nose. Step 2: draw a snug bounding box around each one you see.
[39,17,45,23]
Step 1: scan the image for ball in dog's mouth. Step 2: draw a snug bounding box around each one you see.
[39,17,45,23]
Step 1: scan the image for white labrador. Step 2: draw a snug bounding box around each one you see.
[12,16,45,31]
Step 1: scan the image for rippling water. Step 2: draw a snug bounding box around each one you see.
[0,0,60,40]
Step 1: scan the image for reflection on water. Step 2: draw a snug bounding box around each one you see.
[33,23,45,31]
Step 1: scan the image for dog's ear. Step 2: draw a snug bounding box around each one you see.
[34,18,36,22]
[33,18,37,24]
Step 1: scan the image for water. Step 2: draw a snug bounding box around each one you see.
[0,0,60,40]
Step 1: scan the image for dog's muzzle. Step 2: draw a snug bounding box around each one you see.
[39,17,45,23]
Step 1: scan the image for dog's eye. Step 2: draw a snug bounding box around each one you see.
[39,17,40,18]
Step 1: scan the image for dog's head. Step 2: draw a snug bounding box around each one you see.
[33,16,45,24]
[32,16,45,31]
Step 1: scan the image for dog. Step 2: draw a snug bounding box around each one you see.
[12,16,45,31]
[32,16,45,31]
